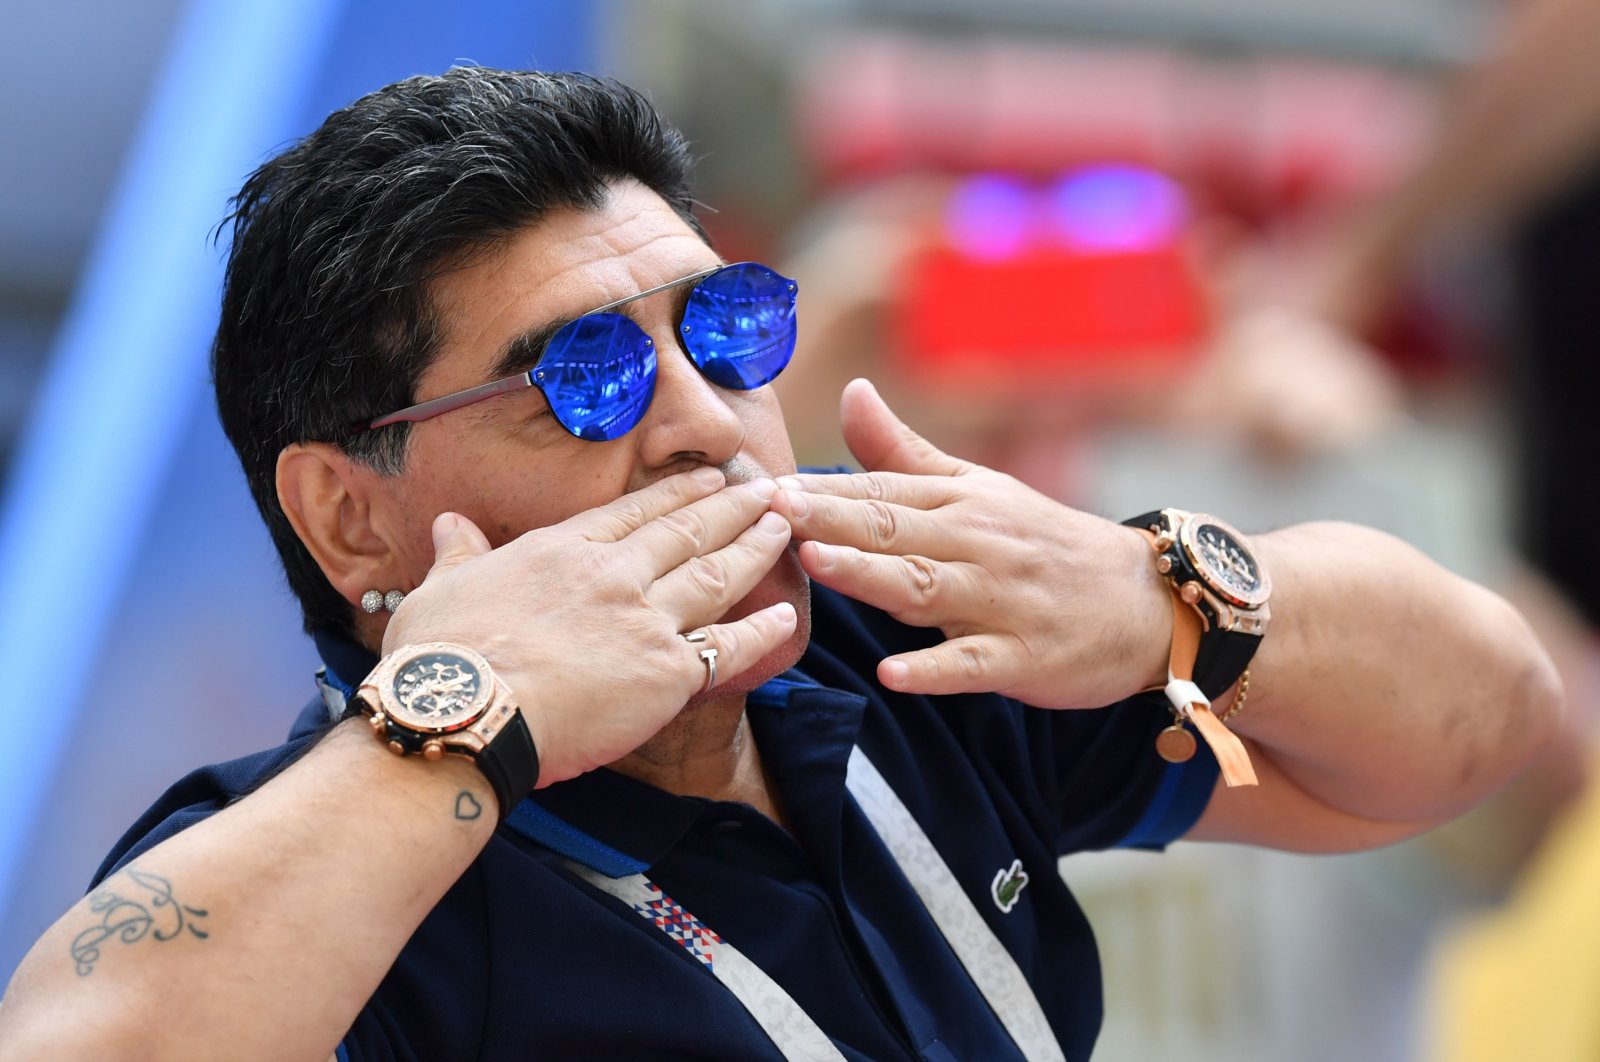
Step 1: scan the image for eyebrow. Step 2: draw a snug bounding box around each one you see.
[484,263,724,383]
[490,319,567,380]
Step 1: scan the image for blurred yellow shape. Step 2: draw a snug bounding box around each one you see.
[1429,751,1600,1062]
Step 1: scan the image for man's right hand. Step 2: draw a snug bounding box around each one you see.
[381,466,797,787]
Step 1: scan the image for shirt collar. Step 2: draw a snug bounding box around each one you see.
[312,627,378,696]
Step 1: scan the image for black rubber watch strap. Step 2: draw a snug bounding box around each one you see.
[476,709,540,822]
[1193,628,1259,699]
[1124,510,1166,536]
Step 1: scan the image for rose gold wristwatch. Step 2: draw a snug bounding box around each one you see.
[352,642,540,819]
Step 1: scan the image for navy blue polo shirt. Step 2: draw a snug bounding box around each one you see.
[95,584,1217,1060]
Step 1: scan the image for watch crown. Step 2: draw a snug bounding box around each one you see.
[1180,581,1203,605]
[386,740,406,757]
[422,739,444,761]
[368,712,387,736]
[1156,554,1174,575]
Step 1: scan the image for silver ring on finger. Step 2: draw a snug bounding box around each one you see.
[700,648,718,694]
[683,631,717,694]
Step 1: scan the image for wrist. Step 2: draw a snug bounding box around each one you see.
[326,720,500,830]
[1122,525,1175,693]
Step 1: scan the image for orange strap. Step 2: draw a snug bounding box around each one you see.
[1166,593,1257,788]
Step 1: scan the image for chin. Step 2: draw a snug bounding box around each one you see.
[623,555,810,769]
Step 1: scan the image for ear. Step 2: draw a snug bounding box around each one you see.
[276,442,403,609]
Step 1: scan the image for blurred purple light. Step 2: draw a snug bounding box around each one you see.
[1048,165,1187,252]
[944,174,1034,260]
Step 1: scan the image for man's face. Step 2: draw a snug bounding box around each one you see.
[381,179,809,686]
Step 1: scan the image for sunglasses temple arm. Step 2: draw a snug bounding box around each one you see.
[364,373,535,430]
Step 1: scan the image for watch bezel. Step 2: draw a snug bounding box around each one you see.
[368,642,496,736]
[1176,513,1271,610]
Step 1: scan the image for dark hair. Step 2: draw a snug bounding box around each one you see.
[212,68,705,637]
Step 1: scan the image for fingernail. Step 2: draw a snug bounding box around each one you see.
[431,512,459,548]
[771,601,797,624]
[882,660,909,688]
[775,475,802,492]
[756,511,788,535]
[692,466,725,487]
[780,489,811,517]
[810,542,838,570]
[745,478,777,499]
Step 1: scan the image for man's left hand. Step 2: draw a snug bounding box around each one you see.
[773,378,1169,710]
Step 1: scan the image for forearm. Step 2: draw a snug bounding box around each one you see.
[1207,522,1562,844]
[0,721,496,1061]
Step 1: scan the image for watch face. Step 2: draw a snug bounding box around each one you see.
[1180,516,1270,608]
[386,650,488,733]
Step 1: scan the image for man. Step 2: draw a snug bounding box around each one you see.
[0,68,1561,1060]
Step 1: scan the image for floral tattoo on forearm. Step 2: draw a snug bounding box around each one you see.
[70,868,209,976]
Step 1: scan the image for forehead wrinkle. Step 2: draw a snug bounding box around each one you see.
[563,228,713,304]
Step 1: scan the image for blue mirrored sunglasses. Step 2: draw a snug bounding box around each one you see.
[360,261,798,441]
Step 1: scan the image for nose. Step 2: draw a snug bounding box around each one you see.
[632,332,746,469]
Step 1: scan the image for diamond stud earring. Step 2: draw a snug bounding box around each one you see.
[361,589,406,614]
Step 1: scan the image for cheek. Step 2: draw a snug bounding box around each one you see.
[394,431,634,559]
[464,463,633,549]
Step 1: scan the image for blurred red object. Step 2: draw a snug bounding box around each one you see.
[889,169,1206,395]
[893,245,1203,393]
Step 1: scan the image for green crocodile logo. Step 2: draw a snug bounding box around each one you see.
[991,858,1030,913]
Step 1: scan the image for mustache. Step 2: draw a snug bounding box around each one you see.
[632,457,774,498]
[716,456,773,488]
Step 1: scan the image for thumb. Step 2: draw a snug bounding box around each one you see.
[429,511,492,573]
[839,377,970,476]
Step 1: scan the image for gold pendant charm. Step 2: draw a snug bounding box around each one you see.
[1155,724,1197,763]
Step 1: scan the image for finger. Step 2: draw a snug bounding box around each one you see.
[647,509,793,624]
[428,512,493,575]
[685,600,800,696]
[568,466,726,542]
[772,486,952,559]
[625,478,779,577]
[877,633,1020,697]
[773,470,962,510]
[797,540,975,627]
[839,378,973,477]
